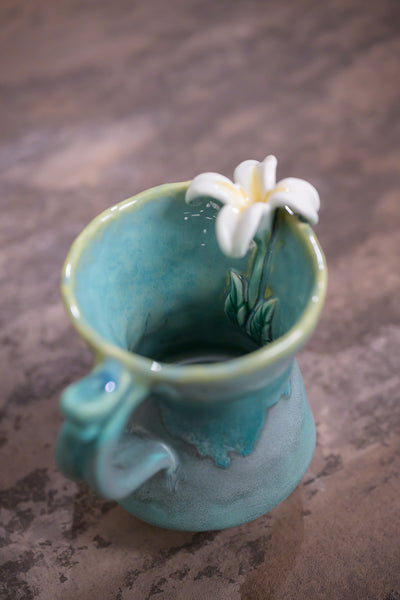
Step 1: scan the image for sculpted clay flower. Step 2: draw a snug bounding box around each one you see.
[185,155,320,258]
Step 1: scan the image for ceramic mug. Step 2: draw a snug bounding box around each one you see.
[57,182,327,531]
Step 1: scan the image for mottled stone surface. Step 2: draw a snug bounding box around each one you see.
[1,0,400,598]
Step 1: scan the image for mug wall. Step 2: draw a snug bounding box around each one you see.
[72,188,249,357]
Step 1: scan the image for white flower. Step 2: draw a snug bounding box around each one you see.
[185,155,320,258]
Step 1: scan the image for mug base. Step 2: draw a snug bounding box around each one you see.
[119,361,315,531]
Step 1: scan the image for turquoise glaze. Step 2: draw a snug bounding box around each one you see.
[57,182,327,531]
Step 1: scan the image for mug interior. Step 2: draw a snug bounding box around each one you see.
[64,185,322,367]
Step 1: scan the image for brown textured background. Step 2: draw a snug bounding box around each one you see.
[1,1,400,598]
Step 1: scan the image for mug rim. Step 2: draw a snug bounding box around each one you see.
[61,182,327,385]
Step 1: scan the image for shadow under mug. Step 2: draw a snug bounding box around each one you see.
[57,182,327,531]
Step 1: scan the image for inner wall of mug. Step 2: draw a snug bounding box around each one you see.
[71,188,316,364]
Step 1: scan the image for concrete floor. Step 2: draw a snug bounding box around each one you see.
[1,0,400,598]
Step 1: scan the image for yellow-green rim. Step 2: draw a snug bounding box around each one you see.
[61,182,327,384]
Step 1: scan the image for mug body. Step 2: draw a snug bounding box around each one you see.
[58,183,326,530]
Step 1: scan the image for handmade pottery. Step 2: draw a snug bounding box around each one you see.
[57,180,327,531]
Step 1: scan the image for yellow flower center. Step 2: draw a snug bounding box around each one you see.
[249,169,290,205]
[216,174,290,214]
[262,185,290,203]
[216,180,249,211]
[250,168,263,204]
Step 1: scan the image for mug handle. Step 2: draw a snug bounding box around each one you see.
[56,359,178,500]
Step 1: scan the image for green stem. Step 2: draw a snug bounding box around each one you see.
[247,232,269,310]
[247,213,279,312]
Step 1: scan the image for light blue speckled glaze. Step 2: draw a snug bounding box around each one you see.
[57,183,327,531]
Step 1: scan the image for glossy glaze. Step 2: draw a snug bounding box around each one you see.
[57,182,327,531]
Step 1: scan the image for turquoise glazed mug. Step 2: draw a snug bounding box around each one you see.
[57,181,327,531]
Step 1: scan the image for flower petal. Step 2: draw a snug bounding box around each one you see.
[215,204,241,257]
[216,202,272,258]
[233,160,259,197]
[258,155,277,194]
[186,172,244,207]
[232,203,273,257]
[269,177,320,224]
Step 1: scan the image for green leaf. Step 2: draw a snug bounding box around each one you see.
[224,271,248,327]
[247,297,277,345]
